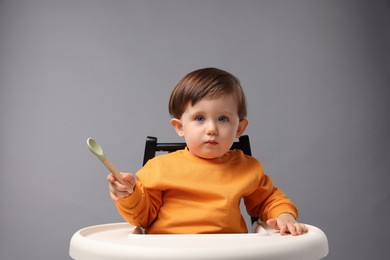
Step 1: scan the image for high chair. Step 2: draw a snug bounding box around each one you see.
[70,135,329,259]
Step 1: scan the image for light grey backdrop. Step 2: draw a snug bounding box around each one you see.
[1,0,389,259]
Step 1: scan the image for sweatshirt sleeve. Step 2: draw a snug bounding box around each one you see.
[244,173,298,221]
[115,180,162,228]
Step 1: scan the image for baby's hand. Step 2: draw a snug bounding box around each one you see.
[266,213,308,236]
[107,172,135,202]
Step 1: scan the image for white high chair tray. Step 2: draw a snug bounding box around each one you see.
[70,222,328,260]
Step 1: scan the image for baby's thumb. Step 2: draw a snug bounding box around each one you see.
[266,218,279,230]
[121,173,135,193]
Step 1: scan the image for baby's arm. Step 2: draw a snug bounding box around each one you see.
[108,170,163,229]
[266,213,308,236]
[244,168,307,236]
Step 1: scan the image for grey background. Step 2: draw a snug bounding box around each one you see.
[1,0,389,259]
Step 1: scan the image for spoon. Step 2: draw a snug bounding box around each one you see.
[87,137,133,193]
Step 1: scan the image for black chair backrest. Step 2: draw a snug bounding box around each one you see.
[143,135,252,165]
[142,135,258,224]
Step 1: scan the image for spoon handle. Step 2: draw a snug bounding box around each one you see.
[103,159,134,193]
[102,158,121,181]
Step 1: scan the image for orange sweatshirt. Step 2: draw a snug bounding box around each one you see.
[116,148,298,234]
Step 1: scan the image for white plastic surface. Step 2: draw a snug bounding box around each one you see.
[69,222,328,260]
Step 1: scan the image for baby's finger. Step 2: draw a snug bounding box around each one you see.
[266,219,279,230]
[287,223,298,236]
[279,223,288,235]
[109,186,131,199]
[109,191,119,202]
[112,181,130,192]
[303,223,308,233]
[106,173,116,183]
[295,223,308,235]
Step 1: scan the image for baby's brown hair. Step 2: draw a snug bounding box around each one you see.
[169,68,247,120]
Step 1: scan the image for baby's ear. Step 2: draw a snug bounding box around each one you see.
[170,118,184,137]
[236,119,248,138]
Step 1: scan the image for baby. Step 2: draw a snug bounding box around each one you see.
[107,67,307,235]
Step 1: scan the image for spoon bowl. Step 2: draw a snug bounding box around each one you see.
[87,138,105,162]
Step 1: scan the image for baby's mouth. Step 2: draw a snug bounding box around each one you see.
[205,140,218,145]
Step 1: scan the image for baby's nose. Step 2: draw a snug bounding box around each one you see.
[206,121,217,135]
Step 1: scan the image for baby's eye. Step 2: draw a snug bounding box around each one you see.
[218,116,229,123]
[194,115,205,122]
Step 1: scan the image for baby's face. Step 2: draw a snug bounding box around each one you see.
[173,94,247,159]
